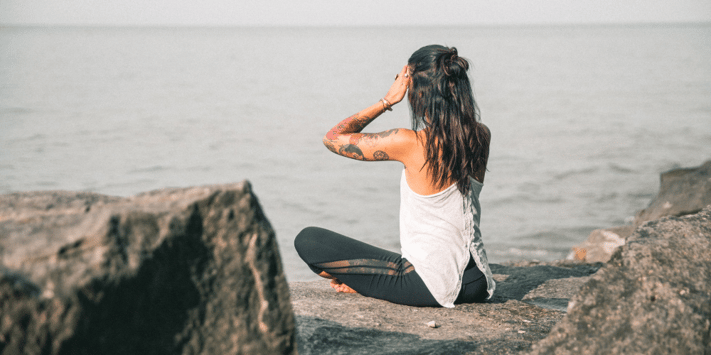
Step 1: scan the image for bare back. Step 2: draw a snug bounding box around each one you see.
[400,128,489,196]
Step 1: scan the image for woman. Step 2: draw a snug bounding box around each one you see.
[294,45,495,308]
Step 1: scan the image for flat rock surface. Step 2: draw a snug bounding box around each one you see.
[291,261,600,355]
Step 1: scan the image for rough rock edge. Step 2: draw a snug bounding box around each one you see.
[634,160,711,226]
[0,183,296,355]
[570,160,711,264]
[529,206,711,354]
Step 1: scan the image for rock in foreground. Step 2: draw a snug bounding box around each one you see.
[291,261,600,355]
[0,183,295,355]
[531,206,711,354]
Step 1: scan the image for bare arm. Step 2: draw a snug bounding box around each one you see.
[323,65,414,162]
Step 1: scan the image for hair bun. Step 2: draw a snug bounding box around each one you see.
[442,47,468,78]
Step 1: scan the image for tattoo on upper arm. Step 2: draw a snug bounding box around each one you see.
[374,129,399,138]
[349,134,363,145]
[338,144,365,160]
[325,116,401,160]
[324,139,338,154]
[373,150,389,161]
[355,129,401,148]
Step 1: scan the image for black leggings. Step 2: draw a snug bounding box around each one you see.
[294,226,488,307]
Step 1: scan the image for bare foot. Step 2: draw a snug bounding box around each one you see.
[330,279,358,294]
[318,271,358,294]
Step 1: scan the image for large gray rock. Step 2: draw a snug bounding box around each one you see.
[0,183,295,355]
[635,160,711,226]
[291,260,600,355]
[530,206,711,354]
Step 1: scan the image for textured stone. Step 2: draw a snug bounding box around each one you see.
[530,206,711,355]
[635,160,711,226]
[569,160,711,264]
[291,260,600,355]
[0,183,295,355]
[568,225,634,263]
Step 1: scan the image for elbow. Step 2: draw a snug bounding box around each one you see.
[322,136,337,154]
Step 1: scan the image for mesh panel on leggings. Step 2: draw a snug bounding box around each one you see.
[313,258,415,276]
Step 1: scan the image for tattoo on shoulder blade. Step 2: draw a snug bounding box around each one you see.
[373,150,389,161]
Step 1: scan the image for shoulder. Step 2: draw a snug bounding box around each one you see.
[383,128,421,156]
[393,127,420,141]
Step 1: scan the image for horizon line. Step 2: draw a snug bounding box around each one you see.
[2,20,710,30]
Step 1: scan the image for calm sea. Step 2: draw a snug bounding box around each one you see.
[1,25,710,281]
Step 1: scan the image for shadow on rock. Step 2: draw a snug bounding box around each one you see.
[290,260,597,355]
[296,316,490,355]
[489,262,602,310]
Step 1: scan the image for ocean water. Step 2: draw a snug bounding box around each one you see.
[1,25,710,281]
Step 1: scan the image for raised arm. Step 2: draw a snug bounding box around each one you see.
[323,65,415,162]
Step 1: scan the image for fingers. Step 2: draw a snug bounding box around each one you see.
[394,65,409,81]
[384,65,411,105]
[396,65,408,78]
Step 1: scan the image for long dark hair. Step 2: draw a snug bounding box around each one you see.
[408,44,489,195]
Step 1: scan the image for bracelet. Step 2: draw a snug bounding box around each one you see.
[381,98,393,111]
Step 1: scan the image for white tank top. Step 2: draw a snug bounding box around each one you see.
[399,169,495,308]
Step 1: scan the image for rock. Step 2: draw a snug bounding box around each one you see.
[291,260,600,355]
[635,160,711,226]
[569,160,711,264]
[530,206,711,355]
[568,225,634,263]
[0,183,295,355]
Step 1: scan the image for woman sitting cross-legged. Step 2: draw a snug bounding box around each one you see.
[294,44,496,308]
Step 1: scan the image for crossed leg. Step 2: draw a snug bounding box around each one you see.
[294,226,439,307]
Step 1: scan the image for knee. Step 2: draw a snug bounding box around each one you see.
[294,226,320,252]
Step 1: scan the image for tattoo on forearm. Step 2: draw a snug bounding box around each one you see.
[326,113,374,140]
[373,150,389,161]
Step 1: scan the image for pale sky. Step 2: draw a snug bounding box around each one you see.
[1,0,710,27]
